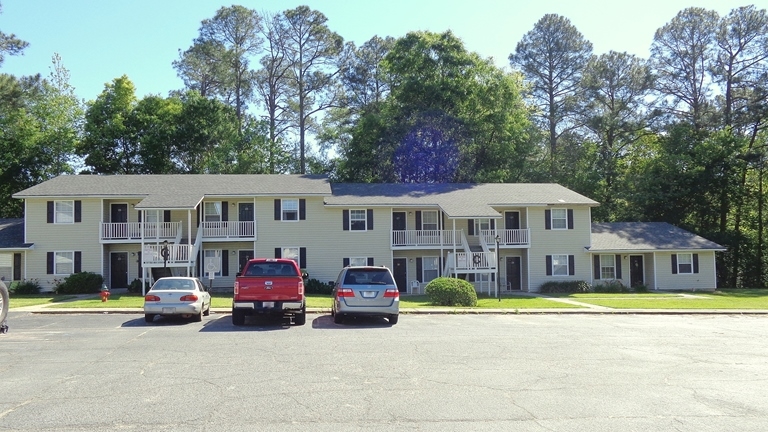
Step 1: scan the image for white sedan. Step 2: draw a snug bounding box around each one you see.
[143,277,211,323]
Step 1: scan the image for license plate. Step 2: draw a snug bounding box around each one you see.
[162,307,175,314]
[262,302,275,308]
[361,291,377,298]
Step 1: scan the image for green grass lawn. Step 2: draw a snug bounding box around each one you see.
[8,294,77,308]
[559,289,768,309]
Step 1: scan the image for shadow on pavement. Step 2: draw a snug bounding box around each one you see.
[199,314,293,332]
[121,315,202,327]
[312,314,395,329]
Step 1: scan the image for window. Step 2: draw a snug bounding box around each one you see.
[677,253,693,274]
[204,202,222,222]
[600,255,616,280]
[551,209,567,230]
[422,211,438,231]
[282,247,299,265]
[474,218,491,234]
[423,257,439,282]
[0,253,12,281]
[55,201,74,224]
[350,209,367,230]
[282,199,298,221]
[552,254,569,276]
[349,257,367,266]
[55,251,74,275]
[204,250,222,276]
[144,210,160,223]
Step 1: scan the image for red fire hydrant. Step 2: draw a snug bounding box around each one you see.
[100,285,110,302]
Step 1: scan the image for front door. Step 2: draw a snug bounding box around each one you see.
[238,203,254,236]
[238,250,253,274]
[630,255,644,287]
[505,211,520,229]
[506,256,521,290]
[393,258,407,293]
[110,252,128,288]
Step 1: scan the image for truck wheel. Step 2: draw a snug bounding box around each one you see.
[144,314,155,324]
[294,310,306,326]
[232,310,245,326]
[388,314,399,325]
[334,313,344,324]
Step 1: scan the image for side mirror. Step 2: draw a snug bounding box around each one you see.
[236,272,242,277]
[302,272,309,279]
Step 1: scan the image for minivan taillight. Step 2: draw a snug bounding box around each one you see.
[383,288,399,298]
[336,288,354,298]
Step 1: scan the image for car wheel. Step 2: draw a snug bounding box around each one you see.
[388,314,399,325]
[232,309,245,326]
[333,312,344,324]
[203,302,211,316]
[294,309,306,326]
[193,307,203,322]
[144,314,155,323]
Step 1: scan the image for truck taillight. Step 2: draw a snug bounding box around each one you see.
[144,295,160,302]
[299,281,304,296]
[336,288,354,298]
[234,281,239,295]
[383,288,399,298]
[180,295,198,302]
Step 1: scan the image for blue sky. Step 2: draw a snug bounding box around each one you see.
[1,0,746,103]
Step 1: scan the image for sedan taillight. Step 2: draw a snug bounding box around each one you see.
[180,295,199,302]
[336,288,354,298]
[144,295,160,302]
[383,288,399,298]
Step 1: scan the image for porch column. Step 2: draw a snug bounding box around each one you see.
[187,209,192,277]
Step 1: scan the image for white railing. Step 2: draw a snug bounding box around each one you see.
[479,229,530,246]
[101,222,180,241]
[142,244,191,265]
[392,230,460,247]
[200,221,256,239]
[452,251,497,271]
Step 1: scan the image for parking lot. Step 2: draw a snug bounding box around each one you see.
[2,311,768,431]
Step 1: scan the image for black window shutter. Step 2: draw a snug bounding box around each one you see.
[416,211,422,230]
[222,250,229,276]
[467,219,474,235]
[138,252,142,278]
[221,203,228,222]
[693,254,699,273]
[274,199,281,220]
[367,209,373,230]
[442,213,445,230]
[275,248,281,258]
[671,255,678,274]
[164,210,171,223]
[300,247,307,268]
[299,199,306,220]
[47,252,54,274]
[138,211,142,223]
[342,210,349,230]
[568,255,575,276]
[74,201,82,223]
[567,209,574,229]
[593,255,600,280]
[196,206,201,225]
[468,273,475,282]
[490,219,495,230]
[13,253,21,280]
[615,254,622,279]
[545,255,552,276]
[47,201,54,223]
[367,257,374,266]
[416,258,423,282]
[74,251,82,273]
[545,210,551,230]
[343,258,350,267]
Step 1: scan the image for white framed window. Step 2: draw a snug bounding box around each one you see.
[677,253,693,274]
[0,253,12,281]
[600,255,616,280]
[350,209,367,231]
[55,200,74,224]
[55,251,74,275]
[474,218,491,234]
[552,254,569,276]
[551,209,567,230]
[144,210,160,223]
[422,211,438,230]
[204,249,222,276]
[349,257,367,266]
[204,202,222,222]
[282,199,298,221]
[422,256,439,282]
[282,247,299,265]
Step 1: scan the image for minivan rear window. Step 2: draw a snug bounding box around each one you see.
[344,269,394,285]
[244,263,298,277]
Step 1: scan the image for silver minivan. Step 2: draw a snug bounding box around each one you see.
[331,266,400,325]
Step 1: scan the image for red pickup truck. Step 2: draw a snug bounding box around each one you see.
[232,258,307,326]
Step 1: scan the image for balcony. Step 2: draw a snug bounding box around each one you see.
[200,221,256,240]
[479,229,530,247]
[392,230,461,249]
[142,244,191,266]
[101,222,180,242]
[452,251,497,272]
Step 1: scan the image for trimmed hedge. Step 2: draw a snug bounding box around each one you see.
[425,277,477,307]
[539,280,591,294]
[305,278,333,295]
[593,280,630,293]
[56,272,104,294]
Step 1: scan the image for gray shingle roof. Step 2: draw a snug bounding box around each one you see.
[327,183,599,218]
[0,218,30,249]
[590,222,725,252]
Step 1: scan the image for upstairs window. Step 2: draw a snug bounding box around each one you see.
[204,202,222,222]
[350,209,367,230]
[474,218,491,234]
[282,199,298,221]
[551,209,567,230]
[422,211,438,231]
[55,201,74,224]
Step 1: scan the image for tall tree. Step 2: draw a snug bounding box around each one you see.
[509,14,593,176]
[282,5,344,174]
[173,40,232,98]
[0,2,28,67]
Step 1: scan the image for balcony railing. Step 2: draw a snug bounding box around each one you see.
[101,222,180,241]
[200,221,256,239]
[479,229,530,246]
[142,244,191,266]
[453,252,497,271]
[392,230,461,248]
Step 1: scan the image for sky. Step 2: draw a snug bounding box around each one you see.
[0,0,751,103]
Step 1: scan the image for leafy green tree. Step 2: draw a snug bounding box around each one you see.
[0,2,28,67]
[129,94,182,174]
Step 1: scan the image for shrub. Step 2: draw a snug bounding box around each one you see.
[593,280,629,293]
[9,279,41,295]
[539,280,591,294]
[128,278,150,294]
[55,272,104,294]
[304,278,332,295]
[632,284,649,293]
[425,277,477,307]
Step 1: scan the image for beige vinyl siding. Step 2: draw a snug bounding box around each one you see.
[654,251,717,291]
[25,198,104,291]
[528,206,592,292]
